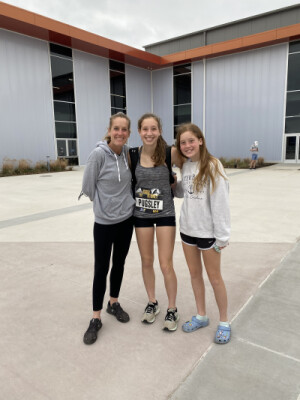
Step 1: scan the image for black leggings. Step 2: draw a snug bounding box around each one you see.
[93,216,133,311]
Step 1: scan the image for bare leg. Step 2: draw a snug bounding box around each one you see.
[109,297,118,305]
[182,242,206,315]
[156,226,177,309]
[202,249,228,322]
[135,227,156,302]
[93,310,101,319]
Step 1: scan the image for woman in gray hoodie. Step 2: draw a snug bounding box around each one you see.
[81,112,135,345]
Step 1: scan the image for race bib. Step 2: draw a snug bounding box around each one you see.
[135,187,163,214]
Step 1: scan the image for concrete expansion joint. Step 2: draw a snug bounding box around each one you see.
[236,337,300,364]
[0,203,92,229]
[231,295,254,323]
[167,343,214,399]
[258,268,276,289]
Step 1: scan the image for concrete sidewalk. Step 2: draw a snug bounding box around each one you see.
[0,164,300,400]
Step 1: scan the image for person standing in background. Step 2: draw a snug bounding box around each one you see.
[250,141,259,169]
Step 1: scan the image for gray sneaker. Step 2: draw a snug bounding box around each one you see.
[141,301,160,323]
[163,308,179,331]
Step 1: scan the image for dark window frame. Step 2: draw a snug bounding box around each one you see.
[109,60,127,115]
[173,63,192,139]
[50,43,78,164]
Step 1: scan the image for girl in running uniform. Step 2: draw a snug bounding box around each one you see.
[175,123,231,344]
[130,113,182,331]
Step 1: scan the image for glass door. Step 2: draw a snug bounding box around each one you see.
[284,134,300,163]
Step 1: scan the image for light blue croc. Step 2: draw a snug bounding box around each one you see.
[215,325,231,344]
[182,316,209,333]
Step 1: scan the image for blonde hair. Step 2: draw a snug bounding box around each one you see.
[138,113,167,166]
[176,123,226,192]
[104,112,131,143]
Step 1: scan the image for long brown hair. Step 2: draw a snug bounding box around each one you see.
[176,123,226,192]
[138,113,167,166]
[104,112,131,143]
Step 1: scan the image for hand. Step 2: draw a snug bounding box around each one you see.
[171,173,177,192]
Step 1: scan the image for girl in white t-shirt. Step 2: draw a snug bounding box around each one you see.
[175,123,231,344]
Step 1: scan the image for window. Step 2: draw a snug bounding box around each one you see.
[286,92,300,117]
[50,43,72,58]
[55,122,77,139]
[289,41,300,54]
[51,57,74,102]
[50,43,78,163]
[285,41,300,133]
[285,117,300,133]
[109,60,126,115]
[54,102,76,122]
[173,64,191,139]
[287,53,300,91]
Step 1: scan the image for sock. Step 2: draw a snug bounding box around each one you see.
[196,314,208,321]
[219,321,230,327]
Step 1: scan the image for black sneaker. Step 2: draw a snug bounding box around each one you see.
[163,308,179,331]
[106,301,130,323]
[141,301,160,323]
[83,318,102,345]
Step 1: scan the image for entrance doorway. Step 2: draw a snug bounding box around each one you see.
[284,134,300,163]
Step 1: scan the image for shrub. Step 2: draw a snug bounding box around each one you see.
[17,159,33,174]
[239,158,251,168]
[225,158,237,168]
[0,158,72,176]
[218,157,269,169]
[2,158,16,175]
[35,162,49,173]
[49,158,69,172]
[257,157,264,166]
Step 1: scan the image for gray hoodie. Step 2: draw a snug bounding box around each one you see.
[81,141,135,225]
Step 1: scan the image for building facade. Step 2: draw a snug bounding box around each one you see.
[1,2,300,167]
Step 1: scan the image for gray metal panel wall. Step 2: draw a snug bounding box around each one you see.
[206,9,300,44]
[0,29,55,167]
[152,68,173,145]
[205,44,287,162]
[73,50,111,165]
[145,5,300,56]
[192,61,204,131]
[125,65,151,147]
[146,34,205,56]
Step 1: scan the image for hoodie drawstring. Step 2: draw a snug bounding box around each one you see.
[114,153,121,182]
[123,152,129,170]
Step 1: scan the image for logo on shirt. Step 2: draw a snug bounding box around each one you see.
[183,174,205,200]
[135,187,163,214]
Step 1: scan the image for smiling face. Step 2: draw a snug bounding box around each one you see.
[138,117,161,146]
[108,117,130,153]
[179,130,203,161]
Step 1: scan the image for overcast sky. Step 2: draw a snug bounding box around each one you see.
[3,0,300,49]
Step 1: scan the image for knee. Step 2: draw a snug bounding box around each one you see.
[190,270,203,281]
[208,275,223,288]
[141,256,154,269]
[160,262,174,276]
